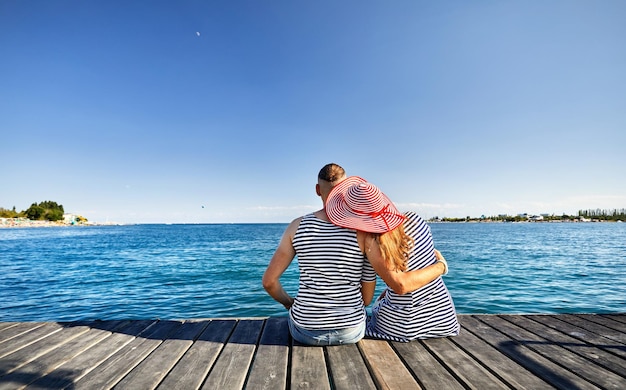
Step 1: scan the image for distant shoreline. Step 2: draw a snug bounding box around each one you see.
[0,218,120,228]
[1,217,622,228]
[428,219,622,223]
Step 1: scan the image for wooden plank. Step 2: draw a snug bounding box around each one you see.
[0,322,18,332]
[0,322,46,345]
[0,324,111,389]
[533,315,626,360]
[72,320,182,389]
[512,315,626,375]
[482,315,626,389]
[580,314,626,332]
[25,321,154,390]
[246,317,290,390]
[444,326,552,389]
[421,336,509,389]
[557,314,626,344]
[0,315,623,390]
[201,319,263,390]
[392,340,464,390]
[498,315,626,388]
[359,339,420,389]
[603,314,626,325]
[114,320,209,389]
[0,324,89,377]
[0,323,61,358]
[156,320,236,390]
[567,314,626,343]
[291,342,330,390]
[460,315,599,390]
[326,343,376,390]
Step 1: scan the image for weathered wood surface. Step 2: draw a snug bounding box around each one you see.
[0,314,625,389]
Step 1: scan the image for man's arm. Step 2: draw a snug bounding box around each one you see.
[360,232,446,295]
[361,280,376,306]
[262,217,300,309]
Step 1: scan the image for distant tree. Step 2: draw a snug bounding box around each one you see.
[579,208,626,221]
[46,209,64,221]
[26,204,45,220]
[1,206,25,218]
[39,201,64,214]
[25,201,65,221]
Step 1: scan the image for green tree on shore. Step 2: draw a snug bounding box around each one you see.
[0,206,23,218]
[579,208,626,221]
[432,209,625,222]
[24,201,65,221]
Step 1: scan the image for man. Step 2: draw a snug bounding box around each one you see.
[262,163,446,345]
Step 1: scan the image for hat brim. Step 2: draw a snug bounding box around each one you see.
[325,176,406,233]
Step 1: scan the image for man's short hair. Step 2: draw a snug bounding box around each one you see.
[318,163,345,183]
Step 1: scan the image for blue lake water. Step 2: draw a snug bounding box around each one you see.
[1,222,625,322]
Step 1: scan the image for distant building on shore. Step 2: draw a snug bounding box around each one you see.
[63,213,89,225]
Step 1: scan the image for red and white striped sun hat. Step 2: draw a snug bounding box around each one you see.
[325,176,406,233]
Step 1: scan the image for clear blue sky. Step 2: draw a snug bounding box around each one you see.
[2,1,625,223]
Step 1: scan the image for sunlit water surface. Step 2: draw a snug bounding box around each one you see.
[1,222,624,321]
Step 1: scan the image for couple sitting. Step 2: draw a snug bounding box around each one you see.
[262,163,459,345]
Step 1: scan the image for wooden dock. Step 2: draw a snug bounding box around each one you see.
[1,314,625,389]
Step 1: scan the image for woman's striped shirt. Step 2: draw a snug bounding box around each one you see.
[290,213,376,330]
[366,211,460,341]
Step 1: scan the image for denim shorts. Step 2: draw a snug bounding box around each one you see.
[366,292,385,333]
[288,317,365,346]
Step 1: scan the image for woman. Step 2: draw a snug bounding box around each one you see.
[325,176,460,341]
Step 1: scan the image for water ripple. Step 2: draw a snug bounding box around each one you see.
[1,222,624,321]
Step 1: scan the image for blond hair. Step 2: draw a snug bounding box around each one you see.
[374,224,413,272]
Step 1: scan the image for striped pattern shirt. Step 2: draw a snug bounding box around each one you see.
[289,213,376,330]
[366,212,460,341]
